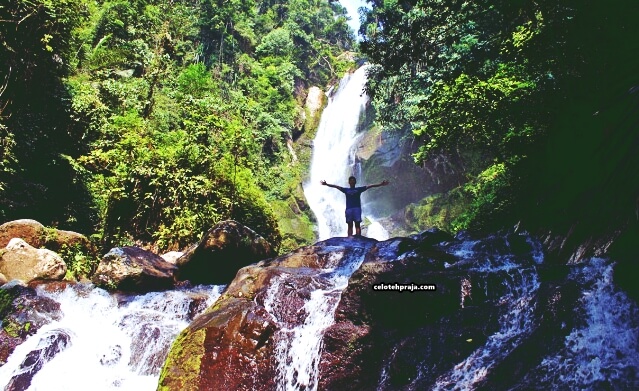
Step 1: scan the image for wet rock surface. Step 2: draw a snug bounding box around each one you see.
[0,284,62,366]
[159,229,625,391]
[158,237,376,391]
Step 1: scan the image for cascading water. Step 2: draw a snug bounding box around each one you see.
[0,284,222,391]
[430,237,542,390]
[264,243,372,391]
[304,65,388,241]
[526,258,639,390]
[263,65,391,391]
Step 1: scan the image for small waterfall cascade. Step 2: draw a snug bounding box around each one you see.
[0,284,223,391]
[429,236,543,390]
[529,257,639,389]
[264,242,372,391]
[304,65,388,240]
[369,232,639,391]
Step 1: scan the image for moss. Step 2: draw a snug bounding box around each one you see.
[271,199,315,254]
[0,289,17,322]
[404,189,471,234]
[39,226,58,245]
[157,328,207,391]
[303,88,327,137]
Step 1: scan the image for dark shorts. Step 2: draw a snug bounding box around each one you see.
[345,207,362,223]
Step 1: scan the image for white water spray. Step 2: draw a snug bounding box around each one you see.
[304,65,388,240]
[532,258,639,389]
[265,246,369,391]
[0,284,223,391]
[430,236,542,390]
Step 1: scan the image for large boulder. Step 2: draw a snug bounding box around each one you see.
[42,228,93,255]
[0,219,93,255]
[92,246,177,292]
[0,239,67,283]
[0,219,46,249]
[175,220,276,285]
[158,237,378,391]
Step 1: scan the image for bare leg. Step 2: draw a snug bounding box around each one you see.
[355,222,362,236]
[347,222,354,236]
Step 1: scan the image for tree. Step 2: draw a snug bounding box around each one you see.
[359,0,639,233]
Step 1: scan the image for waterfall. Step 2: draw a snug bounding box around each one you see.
[264,242,371,391]
[528,258,639,389]
[304,65,388,240]
[0,284,223,391]
[404,234,543,391]
[262,65,390,390]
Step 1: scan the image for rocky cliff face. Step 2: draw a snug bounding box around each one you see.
[159,229,638,391]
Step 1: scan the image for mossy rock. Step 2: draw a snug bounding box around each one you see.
[403,190,471,234]
[270,199,316,254]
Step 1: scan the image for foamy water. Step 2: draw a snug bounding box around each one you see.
[0,284,223,391]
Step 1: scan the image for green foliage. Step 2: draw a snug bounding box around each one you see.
[1,0,355,252]
[256,28,295,59]
[176,64,214,98]
[361,0,639,235]
[59,244,100,281]
[404,190,470,235]
[0,123,16,195]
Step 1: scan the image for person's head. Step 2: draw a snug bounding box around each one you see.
[348,176,356,187]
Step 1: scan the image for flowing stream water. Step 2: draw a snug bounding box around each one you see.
[430,236,543,390]
[0,284,223,391]
[264,244,371,391]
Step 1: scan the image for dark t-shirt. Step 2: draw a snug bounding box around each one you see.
[338,186,367,209]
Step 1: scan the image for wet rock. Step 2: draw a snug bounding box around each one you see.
[159,230,609,391]
[0,239,67,283]
[158,237,376,391]
[4,330,71,391]
[319,248,497,390]
[0,285,62,366]
[474,281,581,390]
[92,246,177,292]
[409,227,456,247]
[175,220,276,285]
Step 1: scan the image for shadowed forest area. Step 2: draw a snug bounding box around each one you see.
[358,0,639,260]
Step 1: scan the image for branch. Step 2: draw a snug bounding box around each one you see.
[0,65,11,115]
[0,65,10,98]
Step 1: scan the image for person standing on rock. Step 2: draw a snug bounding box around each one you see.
[320,176,390,237]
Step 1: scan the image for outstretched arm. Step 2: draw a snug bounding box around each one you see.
[320,180,341,189]
[366,180,390,189]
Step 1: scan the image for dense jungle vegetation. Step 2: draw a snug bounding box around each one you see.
[0,0,355,252]
[359,0,639,254]
[1,0,638,260]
